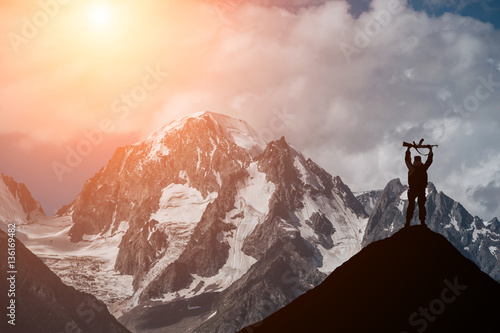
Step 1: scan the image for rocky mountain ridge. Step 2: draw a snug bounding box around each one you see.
[8,111,498,332]
[0,173,45,225]
[55,111,368,332]
[362,178,500,280]
[355,189,382,215]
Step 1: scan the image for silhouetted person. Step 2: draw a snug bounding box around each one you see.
[405,146,433,227]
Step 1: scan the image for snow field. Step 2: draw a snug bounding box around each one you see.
[149,162,275,302]
[128,184,218,308]
[17,216,134,317]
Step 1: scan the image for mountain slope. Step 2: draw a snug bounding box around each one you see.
[117,134,368,332]
[52,111,368,332]
[67,111,265,241]
[355,189,382,215]
[189,137,368,332]
[0,229,130,333]
[363,178,500,280]
[0,173,45,225]
[240,226,500,332]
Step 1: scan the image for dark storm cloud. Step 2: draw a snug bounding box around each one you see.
[467,180,500,215]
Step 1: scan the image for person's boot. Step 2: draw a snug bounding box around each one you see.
[421,220,428,228]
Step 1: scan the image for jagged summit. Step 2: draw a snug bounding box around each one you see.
[54,111,368,332]
[143,111,266,158]
[0,173,45,224]
[67,111,264,241]
[240,226,500,332]
[487,217,500,233]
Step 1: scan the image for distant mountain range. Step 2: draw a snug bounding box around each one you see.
[362,179,500,281]
[1,111,498,332]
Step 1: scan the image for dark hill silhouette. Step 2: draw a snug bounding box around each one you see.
[0,229,130,333]
[239,226,500,333]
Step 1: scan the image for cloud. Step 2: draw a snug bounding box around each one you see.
[176,0,500,219]
[467,180,500,216]
[203,0,331,10]
[414,0,500,12]
[0,132,139,214]
[1,0,499,220]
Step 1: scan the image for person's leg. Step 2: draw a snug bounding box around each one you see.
[406,189,416,227]
[418,191,427,226]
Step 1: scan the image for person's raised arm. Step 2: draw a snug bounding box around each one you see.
[405,147,412,169]
[424,147,433,168]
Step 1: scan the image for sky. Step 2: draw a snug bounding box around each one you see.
[0,0,499,220]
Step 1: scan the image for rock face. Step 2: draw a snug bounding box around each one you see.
[61,111,368,332]
[362,178,500,281]
[68,111,261,241]
[191,137,367,333]
[0,173,45,224]
[0,229,130,333]
[355,189,382,215]
[240,226,500,332]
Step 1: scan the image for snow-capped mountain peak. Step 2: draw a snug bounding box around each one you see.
[0,173,45,225]
[22,112,369,332]
[144,111,266,160]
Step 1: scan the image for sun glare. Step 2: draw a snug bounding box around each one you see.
[87,3,114,29]
[53,0,157,60]
[91,7,109,24]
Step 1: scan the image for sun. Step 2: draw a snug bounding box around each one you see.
[91,6,110,24]
[87,3,114,30]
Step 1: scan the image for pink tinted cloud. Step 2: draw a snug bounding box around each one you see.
[0,131,139,215]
